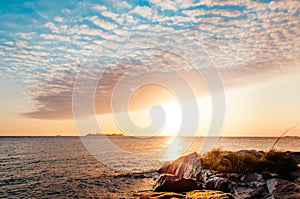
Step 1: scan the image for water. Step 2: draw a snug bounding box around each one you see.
[1,136,299,198]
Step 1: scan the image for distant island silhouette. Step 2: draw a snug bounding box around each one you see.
[86,133,124,136]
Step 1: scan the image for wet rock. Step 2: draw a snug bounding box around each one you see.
[153,174,200,193]
[158,152,202,180]
[205,176,233,193]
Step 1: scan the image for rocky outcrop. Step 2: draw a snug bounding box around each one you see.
[148,151,300,198]
[158,152,202,180]
[153,174,200,193]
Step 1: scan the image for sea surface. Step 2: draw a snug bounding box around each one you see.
[1,136,300,198]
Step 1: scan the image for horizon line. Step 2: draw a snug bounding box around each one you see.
[0,135,299,138]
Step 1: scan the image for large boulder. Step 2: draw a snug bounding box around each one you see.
[153,174,200,193]
[158,152,202,180]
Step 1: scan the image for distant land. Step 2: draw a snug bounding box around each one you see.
[86,133,124,136]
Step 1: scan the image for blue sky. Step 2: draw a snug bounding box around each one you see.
[0,0,299,136]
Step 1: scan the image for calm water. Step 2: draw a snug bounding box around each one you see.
[1,136,299,198]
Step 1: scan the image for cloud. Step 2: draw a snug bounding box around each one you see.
[117,1,132,9]
[15,40,28,48]
[209,9,242,18]
[15,32,36,40]
[54,16,64,23]
[4,41,14,46]
[89,15,118,30]
[101,10,119,20]
[44,22,59,33]
[182,9,207,17]
[39,34,71,42]
[149,0,178,11]
[130,6,153,19]
[92,5,107,12]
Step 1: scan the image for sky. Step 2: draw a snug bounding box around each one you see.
[0,0,299,137]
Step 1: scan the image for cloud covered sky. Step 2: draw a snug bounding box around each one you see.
[0,0,300,136]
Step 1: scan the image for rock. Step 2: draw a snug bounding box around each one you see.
[205,176,233,193]
[266,178,277,193]
[233,186,268,199]
[242,173,263,182]
[198,169,216,182]
[266,196,276,199]
[288,152,300,163]
[233,187,254,199]
[240,173,265,188]
[142,190,234,199]
[153,174,200,193]
[141,192,185,199]
[289,168,300,183]
[267,178,300,198]
[186,190,235,199]
[233,187,256,199]
[228,173,242,182]
[158,152,202,180]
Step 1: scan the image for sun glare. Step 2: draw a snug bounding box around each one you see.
[160,101,182,136]
[165,137,185,160]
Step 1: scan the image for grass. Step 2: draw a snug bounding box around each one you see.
[201,148,299,179]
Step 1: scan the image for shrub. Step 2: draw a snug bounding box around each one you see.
[201,148,259,173]
[201,149,298,179]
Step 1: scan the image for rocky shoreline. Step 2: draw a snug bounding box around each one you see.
[140,150,300,199]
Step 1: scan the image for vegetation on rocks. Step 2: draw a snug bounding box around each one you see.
[201,148,299,179]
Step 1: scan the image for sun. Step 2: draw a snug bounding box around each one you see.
[159,97,212,137]
[158,101,182,136]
